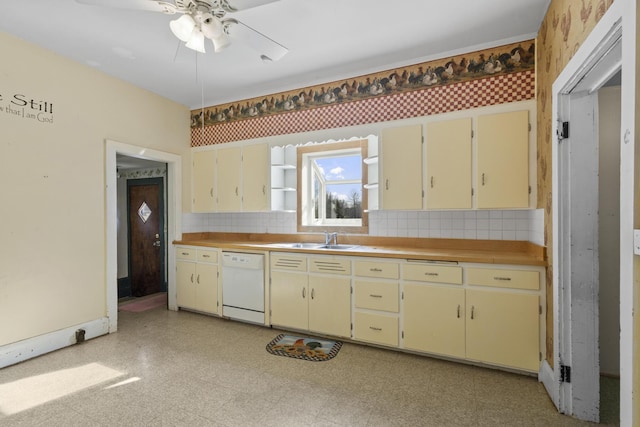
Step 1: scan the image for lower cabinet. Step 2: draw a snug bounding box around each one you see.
[403,283,465,358]
[352,259,400,347]
[270,254,351,338]
[266,251,544,373]
[401,263,541,372]
[176,246,219,314]
[465,288,539,371]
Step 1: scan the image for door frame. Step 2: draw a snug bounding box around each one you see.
[127,177,166,296]
[106,140,182,333]
[546,1,634,424]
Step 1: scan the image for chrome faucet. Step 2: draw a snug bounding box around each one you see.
[324,231,338,246]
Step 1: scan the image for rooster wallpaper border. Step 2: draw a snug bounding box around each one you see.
[190,39,535,129]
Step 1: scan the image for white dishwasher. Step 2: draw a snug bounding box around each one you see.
[221,252,265,325]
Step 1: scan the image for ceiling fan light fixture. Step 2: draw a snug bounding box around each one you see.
[212,33,231,52]
[169,14,196,42]
[185,28,206,53]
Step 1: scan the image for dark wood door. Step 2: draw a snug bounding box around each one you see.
[128,178,164,297]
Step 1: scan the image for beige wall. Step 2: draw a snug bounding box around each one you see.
[0,32,191,346]
[599,86,621,376]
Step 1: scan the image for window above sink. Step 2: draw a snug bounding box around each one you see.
[297,138,371,234]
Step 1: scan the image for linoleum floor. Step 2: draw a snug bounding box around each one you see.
[0,306,617,426]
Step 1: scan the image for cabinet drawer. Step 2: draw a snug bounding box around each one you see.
[466,268,539,290]
[197,249,218,263]
[354,312,399,347]
[354,280,399,312]
[310,258,351,275]
[271,254,307,271]
[403,263,462,284]
[354,261,399,279]
[176,247,196,261]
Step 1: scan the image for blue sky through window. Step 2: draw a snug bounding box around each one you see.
[315,155,362,205]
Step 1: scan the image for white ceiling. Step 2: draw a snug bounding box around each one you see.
[0,0,549,110]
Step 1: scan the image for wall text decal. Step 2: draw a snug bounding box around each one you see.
[0,92,54,124]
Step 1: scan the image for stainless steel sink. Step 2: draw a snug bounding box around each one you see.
[267,242,359,250]
[320,244,358,250]
[268,242,324,249]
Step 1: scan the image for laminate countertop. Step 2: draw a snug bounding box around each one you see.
[174,232,546,267]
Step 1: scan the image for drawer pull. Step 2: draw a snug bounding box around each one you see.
[190,273,194,283]
[369,268,383,272]
[470,306,475,320]
[369,294,383,298]
[302,288,306,299]
[202,254,210,258]
[311,288,315,300]
[181,252,189,256]
[369,326,382,331]
[424,272,439,276]
[493,276,512,281]
[196,274,200,284]
[457,305,461,318]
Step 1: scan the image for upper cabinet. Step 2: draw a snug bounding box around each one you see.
[191,142,271,213]
[192,150,217,213]
[216,146,243,212]
[425,118,473,209]
[242,144,269,212]
[476,110,530,209]
[378,104,533,212]
[380,124,423,210]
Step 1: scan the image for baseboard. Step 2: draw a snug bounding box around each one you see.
[0,317,110,369]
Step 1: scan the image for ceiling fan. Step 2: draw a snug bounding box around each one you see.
[75,0,288,61]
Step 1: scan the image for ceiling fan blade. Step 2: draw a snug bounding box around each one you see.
[219,0,280,12]
[228,21,288,61]
[75,0,177,14]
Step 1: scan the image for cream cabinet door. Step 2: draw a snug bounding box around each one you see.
[476,110,529,208]
[465,288,539,371]
[380,124,423,210]
[308,275,351,338]
[425,118,472,209]
[403,283,465,358]
[270,271,309,330]
[192,150,216,212]
[242,144,269,211]
[195,263,218,314]
[216,146,242,212]
[176,260,196,309]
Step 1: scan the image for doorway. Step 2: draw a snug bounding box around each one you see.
[546,13,623,424]
[127,177,165,297]
[105,140,183,335]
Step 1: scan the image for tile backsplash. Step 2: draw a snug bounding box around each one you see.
[182,209,545,246]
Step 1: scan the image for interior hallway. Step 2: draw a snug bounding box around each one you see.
[0,306,616,426]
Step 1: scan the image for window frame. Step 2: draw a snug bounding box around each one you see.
[297,139,369,234]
